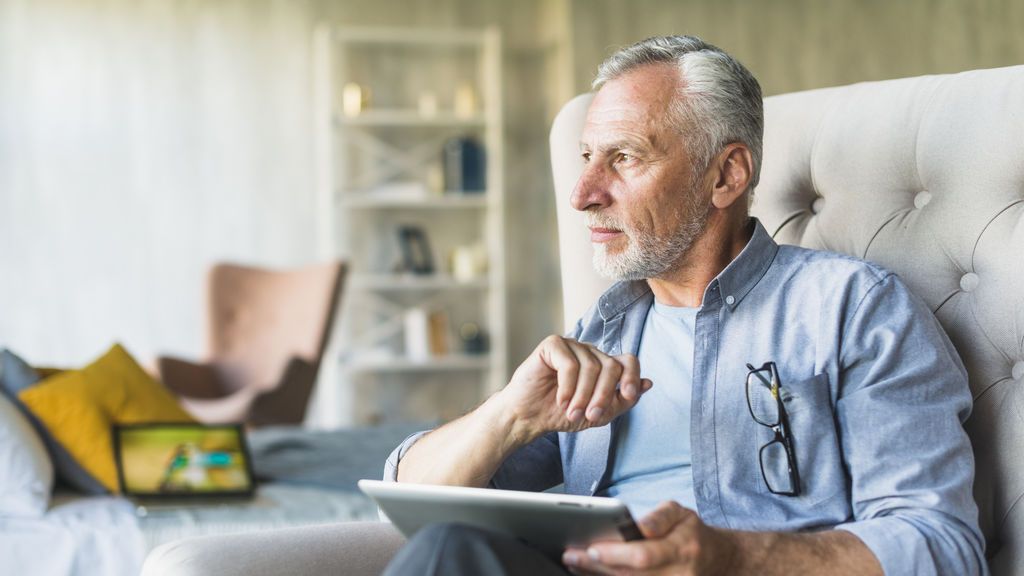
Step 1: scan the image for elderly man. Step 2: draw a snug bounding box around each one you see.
[383,36,985,576]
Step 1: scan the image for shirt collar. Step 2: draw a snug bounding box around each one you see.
[596,218,778,319]
[708,217,778,311]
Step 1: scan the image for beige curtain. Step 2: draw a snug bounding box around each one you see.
[0,0,317,366]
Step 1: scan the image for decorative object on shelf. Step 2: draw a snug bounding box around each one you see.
[427,310,450,356]
[454,81,477,118]
[443,136,486,193]
[403,307,430,361]
[459,322,488,355]
[426,161,444,195]
[450,243,488,282]
[417,91,439,118]
[341,82,365,117]
[396,225,434,275]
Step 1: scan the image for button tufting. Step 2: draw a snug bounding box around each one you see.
[959,273,980,292]
[914,191,932,209]
[1013,361,1024,381]
[810,197,825,214]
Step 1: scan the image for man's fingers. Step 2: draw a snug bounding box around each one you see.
[637,501,690,539]
[580,539,676,571]
[586,352,623,422]
[562,549,617,575]
[608,376,653,418]
[566,341,601,422]
[540,340,650,427]
[615,354,642,400]
[540,336,580,412]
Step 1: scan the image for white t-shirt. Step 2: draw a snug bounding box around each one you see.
[601,300,697,518]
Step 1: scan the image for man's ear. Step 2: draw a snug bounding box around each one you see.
[710,144,753,210]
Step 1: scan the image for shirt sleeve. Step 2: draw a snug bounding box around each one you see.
[381,429,563,492]
[832,274,988,576]
[383,430,431,482]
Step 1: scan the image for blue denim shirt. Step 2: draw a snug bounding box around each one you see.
[385,218,986,575]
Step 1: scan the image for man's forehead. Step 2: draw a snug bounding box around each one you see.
[580,66,679,148]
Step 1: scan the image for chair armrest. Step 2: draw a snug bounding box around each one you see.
[155,356,222,399]
[248,356,318,426]
[141,521,405,576]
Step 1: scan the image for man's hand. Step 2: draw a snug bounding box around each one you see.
[561,501,739,576]
[497,335,653,445]
[395,335,649,487]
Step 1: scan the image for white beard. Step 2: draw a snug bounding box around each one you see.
[588,191,712,281]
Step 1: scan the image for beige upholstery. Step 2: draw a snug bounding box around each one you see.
[141,521,404,576]
[157,261,346,425]
[550,66,1024,575]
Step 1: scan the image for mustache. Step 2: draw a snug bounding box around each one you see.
[584,211,628,232]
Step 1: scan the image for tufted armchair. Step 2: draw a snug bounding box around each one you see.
[552,65,1024,575]
[143,66,1023,576]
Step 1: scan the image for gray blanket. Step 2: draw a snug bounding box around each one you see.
[248,423,429,492]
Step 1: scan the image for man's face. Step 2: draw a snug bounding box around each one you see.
[573,64,711,281]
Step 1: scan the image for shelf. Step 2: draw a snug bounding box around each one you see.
[313,24,507,425]
[351,274,489,291]
[345,354,491,373]
[339,193,490,209]
[335,110,485,127]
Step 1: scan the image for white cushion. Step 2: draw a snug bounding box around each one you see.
[0,391,53,516]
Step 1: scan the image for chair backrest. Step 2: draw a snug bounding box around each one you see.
[206,261,345,395]
[550,66,1024,574]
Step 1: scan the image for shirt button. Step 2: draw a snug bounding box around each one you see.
[725,295,735,305]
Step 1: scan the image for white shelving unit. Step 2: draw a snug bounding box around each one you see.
[312,25,506,426]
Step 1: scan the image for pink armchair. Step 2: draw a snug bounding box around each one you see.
[157,261,346,426]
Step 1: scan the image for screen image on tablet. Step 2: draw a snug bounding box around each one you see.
[114,423,255,499]
[359,479,642,557]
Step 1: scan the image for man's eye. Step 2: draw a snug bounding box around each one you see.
[616,153,632,164]
[581,152,591,163]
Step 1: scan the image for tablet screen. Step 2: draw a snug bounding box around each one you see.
[114,423,255,497]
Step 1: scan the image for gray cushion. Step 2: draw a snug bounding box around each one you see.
[0,349,108,495]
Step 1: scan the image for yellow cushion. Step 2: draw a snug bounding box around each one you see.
[34,367,65,379]
[19,344,194,493]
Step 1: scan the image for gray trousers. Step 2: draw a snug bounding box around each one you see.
[383,523,572,576]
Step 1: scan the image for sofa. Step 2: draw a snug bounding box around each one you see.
[142,65,1024,576]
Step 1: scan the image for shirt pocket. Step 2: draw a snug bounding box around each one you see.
[755,372,848,512]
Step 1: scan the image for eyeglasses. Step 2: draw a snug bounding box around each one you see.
[745,362,801,496]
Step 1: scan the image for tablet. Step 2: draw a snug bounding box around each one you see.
[113,423,255,501]
[358,479,642,557]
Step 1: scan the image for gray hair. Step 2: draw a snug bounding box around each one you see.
[593,35,764,193]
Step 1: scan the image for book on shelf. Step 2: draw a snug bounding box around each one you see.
[404,307,451,359]
[427,310,450,356]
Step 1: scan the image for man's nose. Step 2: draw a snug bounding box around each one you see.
[570,163,611,212]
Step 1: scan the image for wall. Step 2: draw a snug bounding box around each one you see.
[1,0,1021,425]
[0,0,319,365]
[568,0,1024,96]
[0,0,571,427]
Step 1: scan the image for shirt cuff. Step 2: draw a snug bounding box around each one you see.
[378,430,430,522]
[382,430,430,482]
[836,515,958,576]
[836,516,926,575]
